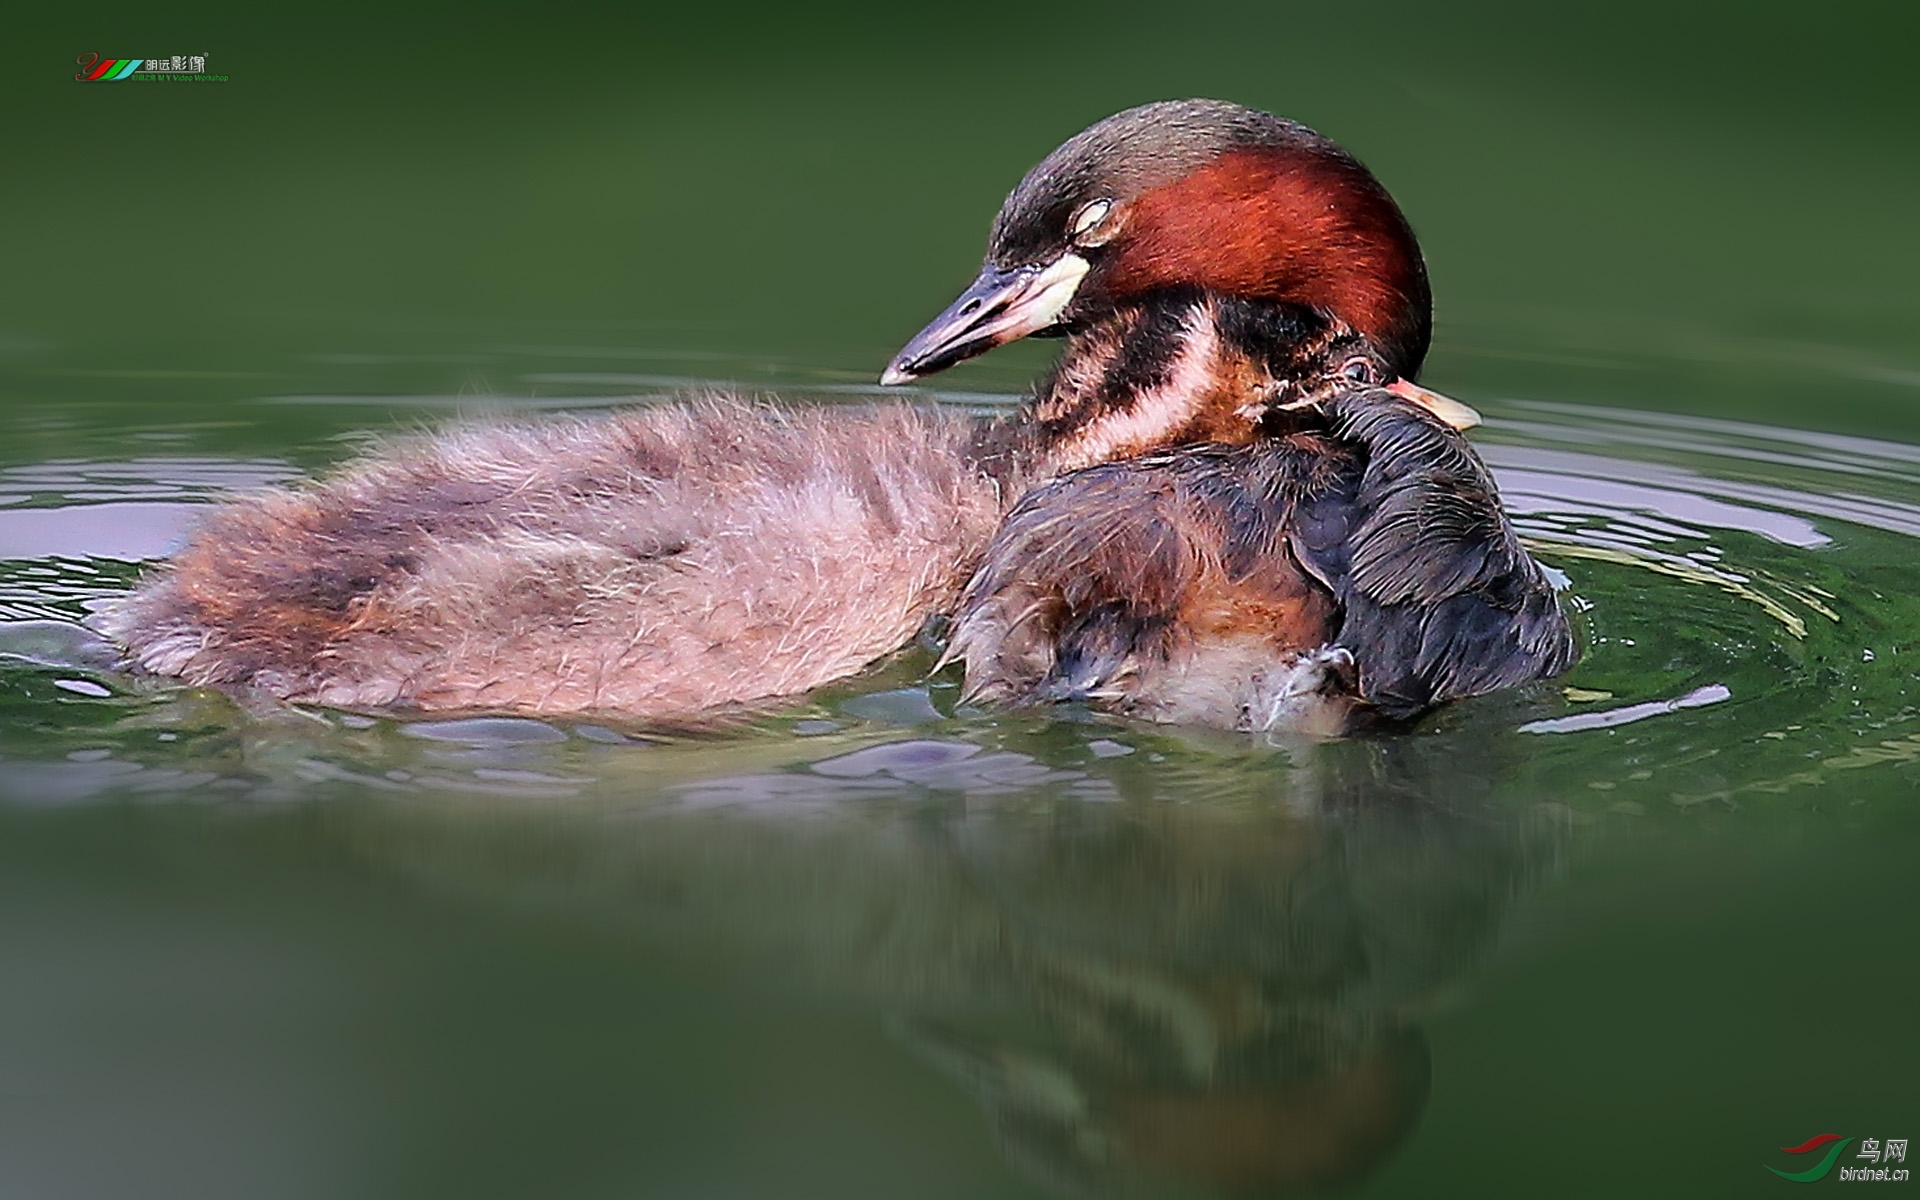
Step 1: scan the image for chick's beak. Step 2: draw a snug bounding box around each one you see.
[1385,378,1482,431]
[881,254,1090,385]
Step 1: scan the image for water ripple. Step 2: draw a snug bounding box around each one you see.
[1,395,1916,807]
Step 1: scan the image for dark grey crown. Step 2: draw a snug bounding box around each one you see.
[987,99,1339,268]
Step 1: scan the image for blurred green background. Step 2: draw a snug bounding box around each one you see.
[8,0,1919,444]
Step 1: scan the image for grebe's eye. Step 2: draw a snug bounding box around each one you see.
[1069,199,1115,245]
[1340,358,1379,385]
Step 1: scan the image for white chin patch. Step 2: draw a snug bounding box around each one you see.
[1007,253,1089,336]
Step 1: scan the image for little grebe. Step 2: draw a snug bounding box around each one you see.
[899,105,1577,732]
[102,99,1558,722]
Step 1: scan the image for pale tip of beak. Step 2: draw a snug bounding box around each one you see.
[1386,378,1482,431]
[879,364,915,387]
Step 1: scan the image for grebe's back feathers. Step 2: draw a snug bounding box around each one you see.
[947,389,1576,730]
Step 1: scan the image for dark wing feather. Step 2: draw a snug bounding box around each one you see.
[1290,389,1577,719]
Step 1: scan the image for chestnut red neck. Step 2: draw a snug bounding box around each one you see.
[1102,144,1431,380]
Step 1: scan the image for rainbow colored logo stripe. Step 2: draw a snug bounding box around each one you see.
[75,55,144,81]
[1766,1134,1853,1182]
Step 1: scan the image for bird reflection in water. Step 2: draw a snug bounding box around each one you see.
[345,720,1561,1198]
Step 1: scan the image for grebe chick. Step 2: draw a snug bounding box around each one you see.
[102,99,1458,719]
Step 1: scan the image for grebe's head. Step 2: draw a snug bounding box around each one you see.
[883,99,1432,388]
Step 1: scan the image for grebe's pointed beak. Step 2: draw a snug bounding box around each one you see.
[1386,378,1482,431]
[881,254,1090,385]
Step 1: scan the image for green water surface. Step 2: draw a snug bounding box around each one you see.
[3,3,1917,1197]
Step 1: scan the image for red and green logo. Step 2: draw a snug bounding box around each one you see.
[1767,1135,1853,1182]
[75,54,144,81]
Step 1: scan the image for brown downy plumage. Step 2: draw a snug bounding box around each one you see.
[102,401,1002,714]
[102,99,1564,722]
